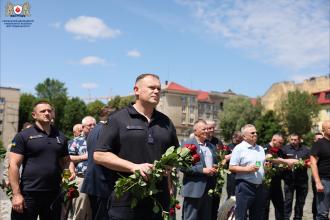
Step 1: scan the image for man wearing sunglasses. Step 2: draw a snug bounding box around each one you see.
[229,124,265,220]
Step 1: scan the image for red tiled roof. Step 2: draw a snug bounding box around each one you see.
[196,90,212,102]
[313,90,330,105]
[165,82,196,95]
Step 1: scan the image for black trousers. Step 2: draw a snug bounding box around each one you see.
[226,173,236,199]
[311,178,317,220]
[11,191,61,220]
[262,177,284,220]
[89,195,109,220]
[283,180,308,220]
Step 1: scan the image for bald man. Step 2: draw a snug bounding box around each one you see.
[311,120,330,220]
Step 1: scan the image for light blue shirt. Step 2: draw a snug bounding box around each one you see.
[229,140,265,184]
[200,143,213,168]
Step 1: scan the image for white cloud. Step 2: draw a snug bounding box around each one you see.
[79,56,106,65]
[127,49,142,58]
[81,83,98,89]
[177,0,329,70]
[65,16,121,40]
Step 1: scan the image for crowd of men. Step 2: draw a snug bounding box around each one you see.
[2,73,330,220]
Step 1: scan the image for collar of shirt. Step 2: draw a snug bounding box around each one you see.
[127,104,160,122]
[242,140,258,149]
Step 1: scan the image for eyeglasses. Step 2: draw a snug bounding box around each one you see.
[250,132,258,135]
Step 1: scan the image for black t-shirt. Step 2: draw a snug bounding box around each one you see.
[311,137,330,179]
[10,125,68,192]
[95,105,179,207]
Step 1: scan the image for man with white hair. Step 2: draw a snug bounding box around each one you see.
[68,116,96,220]
[229,124,265,220]
[72,124,83,138]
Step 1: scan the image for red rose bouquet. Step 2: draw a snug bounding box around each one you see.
[61,178,79,203]
[208,145,231,196]
[114,146,199,220]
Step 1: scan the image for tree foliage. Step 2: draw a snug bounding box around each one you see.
[35,78,68,128]
[255,110,285,145]
[62,97,87,136]
[278,90,320,136]
[108,95,135,110]
[18,93,36,130]
[219,96,262,142]
[86,100,106,122]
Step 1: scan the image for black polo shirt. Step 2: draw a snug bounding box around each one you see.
[10,125,68,192]
[279,144,310,182]
[311,137,330,179]
[95,105,179,205]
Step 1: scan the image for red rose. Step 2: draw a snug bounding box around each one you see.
[185,144,197,154]
[217,145,223,151]
[175,204,181,210]
[169,208,175,216]
[192,154,200,164]
[304,159,311,167]
[222,145,229,152]
[270,147,279,155]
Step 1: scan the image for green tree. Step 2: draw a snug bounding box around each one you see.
[18,93,36,130]
[35,78,68,128]
[255,110,285,145]
[86,100,106,121]
[108,95,135,110]
[278,90,320,136]
[219,96,262,142]
[62,97,87,136]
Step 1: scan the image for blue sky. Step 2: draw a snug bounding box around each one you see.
[1,0,329,102]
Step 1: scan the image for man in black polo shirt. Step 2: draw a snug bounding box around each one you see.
[311,120,330,220]
[94,73,179,220]
[9,101,75,220]
[279,133,310,220]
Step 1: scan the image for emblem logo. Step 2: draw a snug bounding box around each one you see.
[5,1,31,17]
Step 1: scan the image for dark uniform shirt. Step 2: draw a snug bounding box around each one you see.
[279,144,310,182]
[95,105,179,209]
[10,125,68,192]
[311,137,330,179]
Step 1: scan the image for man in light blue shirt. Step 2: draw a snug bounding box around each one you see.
[229,124,265,220]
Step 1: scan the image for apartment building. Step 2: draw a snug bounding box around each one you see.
[0,87,20,148]
[157,81,236,142]
[313,89,330,131]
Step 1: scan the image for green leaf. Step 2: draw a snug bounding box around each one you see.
[153,204,160,213]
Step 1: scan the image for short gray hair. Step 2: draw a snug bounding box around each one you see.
[241,124,255,134]
[82,116,96,125]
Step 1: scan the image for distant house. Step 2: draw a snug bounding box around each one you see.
[0,87,20,148]
[157,81,237,143]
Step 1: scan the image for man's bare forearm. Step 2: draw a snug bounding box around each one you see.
[94,151,136,173]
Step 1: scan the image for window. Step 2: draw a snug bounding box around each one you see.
[189,118,194,124]
[181,113,186,124]
[0,109,3,114]
[189,105,194,113]
[219,102,224,110]
[326,93,330,100]
[0,97,5,104]
[181,97,187,104]
[182,105,187,113]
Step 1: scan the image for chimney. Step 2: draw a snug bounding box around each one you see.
[165,80,168,85]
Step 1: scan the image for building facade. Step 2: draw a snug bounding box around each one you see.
[0,87,20,148]
[157,82,236,143]
[261,75,330,131]
[313,89,330,131]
